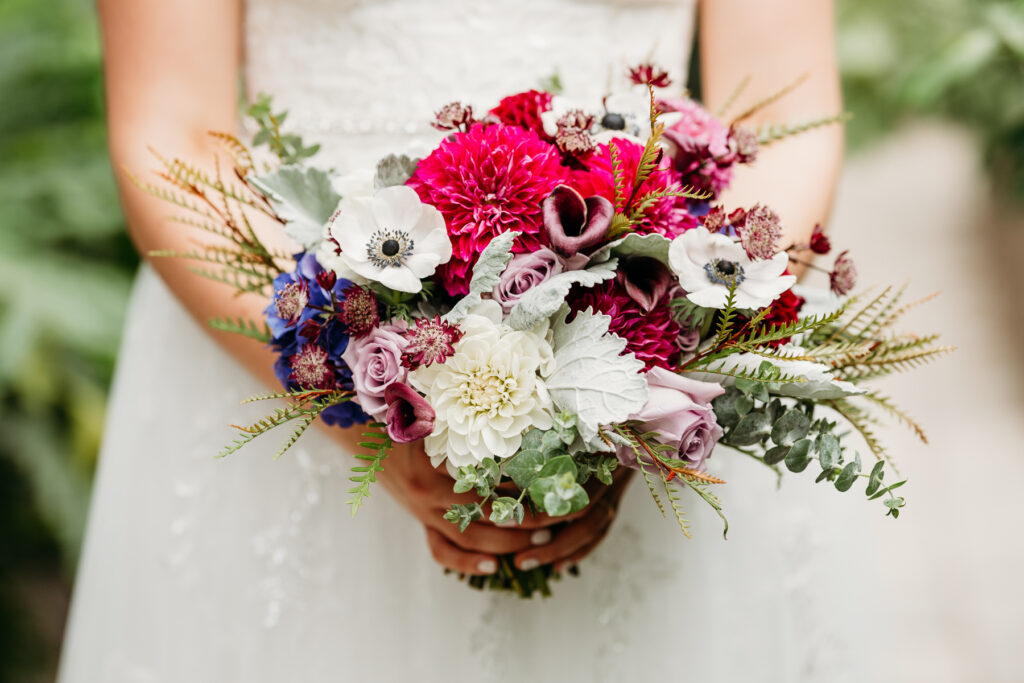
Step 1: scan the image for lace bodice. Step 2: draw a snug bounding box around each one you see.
[245,0,697,170]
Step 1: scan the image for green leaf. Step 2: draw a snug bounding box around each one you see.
[834,460,861,492]
[735,394,754,417]
[712,388,743,428]
[538,454,577,479]
[868,480,907,501]
[816,433,840,470]
[784,438,813,473]
[249,165,340,249]
[729,411,771,446]
[771,410,812,447]
[865,461,885,496]
[504,449,548,489]
[489,497,524,525]
[764,444,790,465]
[443,502,483,532]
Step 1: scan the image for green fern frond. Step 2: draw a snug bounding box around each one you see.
[347,426,393,516]
[686,360,808,384]
[731,74,809,124]
[757,113,850,146]
[274,415,316,460]
[860,391,929,444]
[680,474,729,539]
[659,467,691,537]
[825,286,893,343]
[609,141,628,211]
[208,316,273,343]
[715,75,751,118]
[207,131,256,174]
[827,398,897,473]
[628,186,712,221]
[241,387,343,404]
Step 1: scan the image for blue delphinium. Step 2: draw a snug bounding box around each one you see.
[266,253,371,428]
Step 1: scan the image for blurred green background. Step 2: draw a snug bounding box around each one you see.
[0,0,1020,679]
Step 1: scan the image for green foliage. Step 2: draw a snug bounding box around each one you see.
[220,389,352,460]
[246,93,321,165]
[838,0,1024,199]
[208,316,273,343]
[347,425,393,516]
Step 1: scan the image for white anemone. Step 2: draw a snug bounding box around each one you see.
[408,301,555,468]
[324,185,451,293]
[541,90,682,147]
[668,229,795,309]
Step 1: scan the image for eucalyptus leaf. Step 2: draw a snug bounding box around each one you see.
[504,449,547,489]
[784,438,812,473]
[816,433,840,470]
[489,497,524,525]
[250,165,340,249]
[865,460,885,496]
[771,410,811,447]
[764,444,790,466]
[729,411,771,446]
[834,461,861,492]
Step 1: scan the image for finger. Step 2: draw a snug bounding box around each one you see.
[424,527,499,576]
[430,514,547,555]
[513,499,617,570]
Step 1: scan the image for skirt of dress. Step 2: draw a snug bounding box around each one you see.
[58,266,869,682]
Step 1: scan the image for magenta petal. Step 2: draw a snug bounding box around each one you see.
[383,383,435,444]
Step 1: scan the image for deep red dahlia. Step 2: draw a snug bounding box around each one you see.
[407,124,568,295]
[759,288,806,348]
[569,139,698,238]
[488,90,554,140]
[568,278,681,371]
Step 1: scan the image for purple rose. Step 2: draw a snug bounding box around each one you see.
[492,247,564,313]
[618,366,725,472]
[340,320,409,419]
[384,382,436,444]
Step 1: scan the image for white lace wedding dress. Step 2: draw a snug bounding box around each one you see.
[59,1,869,680]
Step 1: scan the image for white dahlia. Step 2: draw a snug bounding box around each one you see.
[408,300,555,468]
[668,228,795,309]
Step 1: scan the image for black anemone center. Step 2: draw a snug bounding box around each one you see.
[381,239,401,257]
[717,260,736,275]
[600,112,626,130]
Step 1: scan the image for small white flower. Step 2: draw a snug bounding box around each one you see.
[668,229,795,309]
[323,185,451,293]
[408,300,555,468]
[541,90,682,147]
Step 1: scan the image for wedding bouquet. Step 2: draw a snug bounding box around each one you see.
[138,64,951,596]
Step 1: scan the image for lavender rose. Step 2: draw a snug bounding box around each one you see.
[618,366,725,471]
[340,320,409,419]
[492,248,564,313]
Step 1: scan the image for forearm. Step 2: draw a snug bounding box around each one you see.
[699,0,844,253]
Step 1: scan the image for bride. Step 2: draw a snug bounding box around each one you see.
[60,0,856,680]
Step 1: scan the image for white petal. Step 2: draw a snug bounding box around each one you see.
[377,266,424,293]
[372,185,422,231]
[404,252,441,279]
[686,285,729,309]
[331,199,376,261]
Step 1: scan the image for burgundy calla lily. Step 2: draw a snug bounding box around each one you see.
[617,256,672,312]
[384,382,436,444]
[542,185,613,256]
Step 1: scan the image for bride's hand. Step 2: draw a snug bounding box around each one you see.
[377,441,632,576]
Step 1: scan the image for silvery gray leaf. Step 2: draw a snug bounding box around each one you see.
[589,232,671,265]
[507,258,618,330]
[250,165,340,250]
[443,231,519,324]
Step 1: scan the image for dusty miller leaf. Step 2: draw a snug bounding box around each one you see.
[507,258,618,330]
[443,231,519,324]
[250,165,340,249]
[590,232,672,265]
[546,308,648,443]
[374,154,418,189]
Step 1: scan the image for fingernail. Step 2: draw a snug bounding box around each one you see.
[520,558,540,571]
[530,529,552,545]
[477,560,497,574]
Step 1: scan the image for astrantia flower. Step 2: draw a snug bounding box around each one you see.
[488,90,554,140]
[728,125,760,164]
[830,250,857,296]
[809,223,832,255]
[432,101,475,132]
[737,204,782,261]
[668,228,796,309]
[288,343,335,390]
[401,315,463,369]
[570,139,698,238]
[408,301,555,467]
[568,276,681,371]
[628,62,673,89]
[338,285,379,338]
[325,185,452,293]
[407,124,567,295]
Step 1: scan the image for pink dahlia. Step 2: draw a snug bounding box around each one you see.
[569,139,698,238]
[489,90,554,140]
[407,124,567,295]
[568,277,681,371]
[659,97,734,196]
